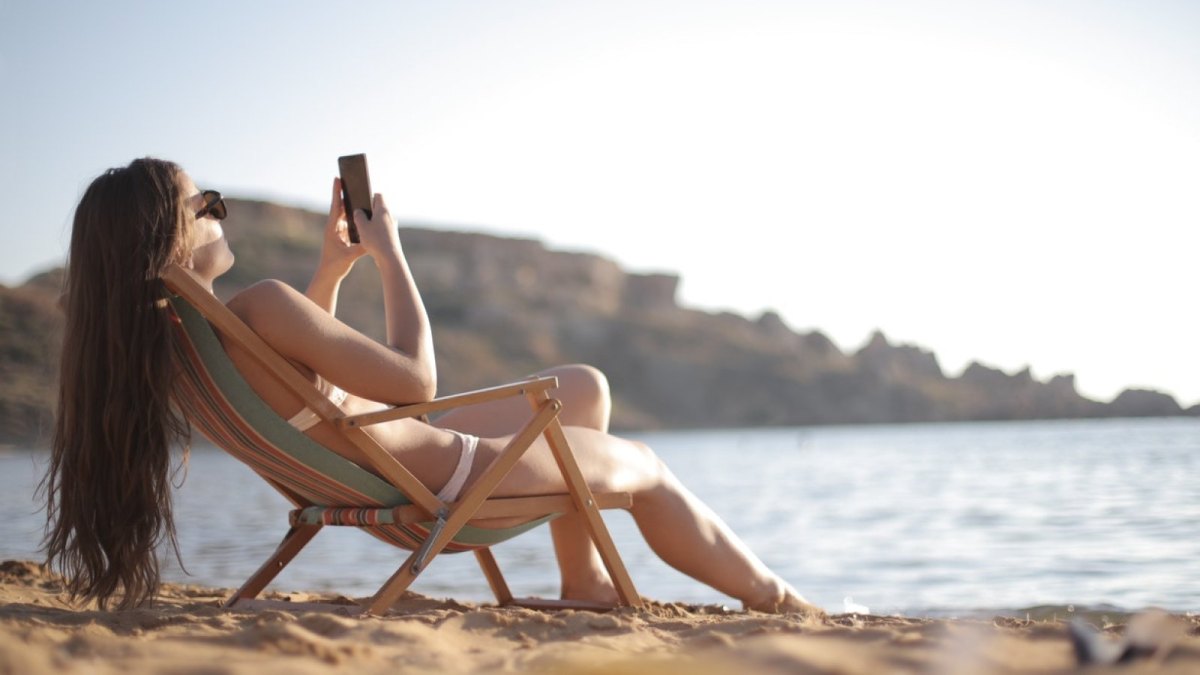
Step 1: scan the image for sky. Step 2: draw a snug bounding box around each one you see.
[2,0,1197,406]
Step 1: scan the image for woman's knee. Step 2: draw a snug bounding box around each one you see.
[605,438,669,494]
[547,364,611,429]
[642,440,670,478]
[553,363,610,401]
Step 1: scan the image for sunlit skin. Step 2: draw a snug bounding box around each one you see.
[180,173,820,614]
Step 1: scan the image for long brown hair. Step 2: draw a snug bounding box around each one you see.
[43,157,195,609]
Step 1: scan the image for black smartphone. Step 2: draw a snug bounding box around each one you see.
[337,153,372,244]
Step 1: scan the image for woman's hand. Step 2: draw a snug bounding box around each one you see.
[316,177,368,279]
[352,192,404,262]
[306,178,367,314]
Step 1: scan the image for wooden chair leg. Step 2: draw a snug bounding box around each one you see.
[526,390,643,608]
[365,400,561,616]
[225,523,322,607]
[474,548,515,605]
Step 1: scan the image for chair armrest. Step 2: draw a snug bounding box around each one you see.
[336,376,559,429]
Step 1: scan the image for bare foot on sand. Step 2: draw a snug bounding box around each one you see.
[743,580,826,618]
[561,577,621,606]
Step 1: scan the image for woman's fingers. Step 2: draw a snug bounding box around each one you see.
[352,192,402,257]
[320,176,366,262]
[352,206,371,230]
[332,218,351,246]
[329,177,344,216]
[328,177,358,246]
[353,193,390,224]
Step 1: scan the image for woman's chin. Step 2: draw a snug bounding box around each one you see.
[214,252,235,279]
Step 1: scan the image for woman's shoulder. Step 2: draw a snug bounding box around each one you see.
[226,279,305,325]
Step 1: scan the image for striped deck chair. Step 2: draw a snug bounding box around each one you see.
[161,264,641,615]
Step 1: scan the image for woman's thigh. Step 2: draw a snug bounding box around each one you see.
[433,364,610,437]
[475,425,662,499]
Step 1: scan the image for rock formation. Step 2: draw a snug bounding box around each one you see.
[0,197,1194,446]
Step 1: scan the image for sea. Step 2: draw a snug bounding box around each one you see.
[3,417,1197,618]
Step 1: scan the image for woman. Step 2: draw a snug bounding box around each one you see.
[44,157,821,615]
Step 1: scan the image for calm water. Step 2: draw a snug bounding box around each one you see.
[3,418,1198,617]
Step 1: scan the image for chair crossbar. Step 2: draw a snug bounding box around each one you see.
[338,378,559,429]
[289,492,635,527]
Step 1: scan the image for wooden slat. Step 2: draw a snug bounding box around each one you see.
[381,492,632,525]
[225,524,323,607]
[338,377,559,429]
[526,390,643,608]
[224,481,316,606]
[474,549,514,605]
[365,400,561,615]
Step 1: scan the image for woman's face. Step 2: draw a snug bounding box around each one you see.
[179,173,234,281]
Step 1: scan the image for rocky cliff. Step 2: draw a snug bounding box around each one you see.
[0,269,62,445]
[1,198,1194,445]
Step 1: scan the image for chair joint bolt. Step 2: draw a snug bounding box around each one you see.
[411,507,450,574]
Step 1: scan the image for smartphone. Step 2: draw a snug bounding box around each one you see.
[337,153,372,244]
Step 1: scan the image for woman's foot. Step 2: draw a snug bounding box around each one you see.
[561,576,620,606]
[742,579,826,618]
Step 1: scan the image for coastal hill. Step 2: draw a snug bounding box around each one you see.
[1,198,1195,445]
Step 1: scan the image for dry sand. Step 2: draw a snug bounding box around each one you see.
[0,559,1196,674]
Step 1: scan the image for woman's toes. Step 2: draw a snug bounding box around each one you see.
[561,579,620,606]
[742,582,826,619]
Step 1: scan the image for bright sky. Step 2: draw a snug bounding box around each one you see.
[2,0,1197,406]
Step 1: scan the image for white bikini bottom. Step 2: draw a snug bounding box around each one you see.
[436,430,480,503]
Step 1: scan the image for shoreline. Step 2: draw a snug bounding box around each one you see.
[6,415,1200,452]
[2,560,1196,674]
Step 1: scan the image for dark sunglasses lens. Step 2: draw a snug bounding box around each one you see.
[202,191,227,220]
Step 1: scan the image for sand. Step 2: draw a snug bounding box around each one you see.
[0,559,1196,674]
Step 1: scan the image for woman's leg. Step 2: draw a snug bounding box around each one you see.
[433,363,611,434]
[434,364,619,601]
[476,426,818,613]
[435,364,818,613]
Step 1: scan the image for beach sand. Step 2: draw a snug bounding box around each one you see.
[0,559,1196,674]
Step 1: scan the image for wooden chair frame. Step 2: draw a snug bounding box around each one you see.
[162,265,641,615]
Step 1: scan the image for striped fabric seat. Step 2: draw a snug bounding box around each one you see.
[291,506,406,527]
[167,295,553,552]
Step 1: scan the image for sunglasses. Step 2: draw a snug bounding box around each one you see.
[194,190,227,221]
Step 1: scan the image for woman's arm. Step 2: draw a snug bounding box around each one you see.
[354,193,437,395]
[231,186,437,405]
[305,265,348,316]
[305,178,365,316]
[232,280,436,404]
